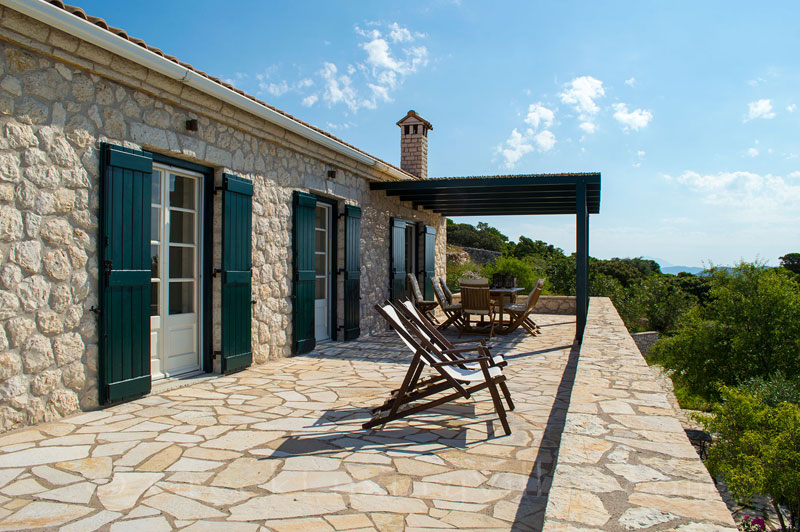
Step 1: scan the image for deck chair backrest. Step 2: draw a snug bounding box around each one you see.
[461,286,491,313]
[524,279,545,310]
[376,303,439,365]
[432,277,449,307]
[406,273,425,302]
[440,279,455,304]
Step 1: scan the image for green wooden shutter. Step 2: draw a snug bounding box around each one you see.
[343,205,361,340]
[221,174,253,374]
[390,218,406,302]
[293,191,316,354]
[422,225,436,301]
[100,144,152,405]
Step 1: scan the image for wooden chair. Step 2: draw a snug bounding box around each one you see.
[501,278,545,336]
[364,301,514,435]
[432,278,466,331]
[439,278,460,304]
[407,273,438,323]
[460,285,497,339]
[397,298,507,369]
[458,277,489,288]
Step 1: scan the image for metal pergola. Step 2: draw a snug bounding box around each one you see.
[370,173,601,341]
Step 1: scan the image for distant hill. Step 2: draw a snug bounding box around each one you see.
[662,265,704,275]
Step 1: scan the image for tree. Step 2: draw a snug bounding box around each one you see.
[446,219,509,252]
[780,253,800,274]
[704,386,800,531]
[652,262,800,398]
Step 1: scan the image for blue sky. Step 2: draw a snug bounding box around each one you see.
[75,1,800,267]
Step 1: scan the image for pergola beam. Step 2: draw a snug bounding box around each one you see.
[369,173,601,343]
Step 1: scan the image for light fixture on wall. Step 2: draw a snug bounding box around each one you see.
[185,119,198,132]
[327,170,337,180]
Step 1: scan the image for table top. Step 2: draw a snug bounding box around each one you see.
[489,287,524,294]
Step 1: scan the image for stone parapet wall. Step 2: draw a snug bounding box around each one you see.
[533,295,576,314]
[542,297,736,531]
[0,8,446,432]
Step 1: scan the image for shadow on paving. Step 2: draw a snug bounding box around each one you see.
[511,338,581,532]
[259,403,494,459]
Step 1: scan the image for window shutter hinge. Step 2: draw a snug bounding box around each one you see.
[212,268,222,278]
[213,351,221,359]
[213,185,223,195]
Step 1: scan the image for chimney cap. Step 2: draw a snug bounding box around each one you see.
[396,110,433,130]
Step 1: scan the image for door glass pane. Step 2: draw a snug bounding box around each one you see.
[315,206,326,229]
[169,246,194,279]
[151,245,159,278]
[315,230,326,252]
[315,253,326,275]
[151,207,161,241]
[150,281,159,316]
[152,171,161,203]
[169,281,194,314]
[169,174,195,210]
[170,211,195,244]
[315,278,326,300]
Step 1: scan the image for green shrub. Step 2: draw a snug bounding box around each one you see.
[615,274,697,334]
[739,374,800,406]
[482,256,546,293]
[704,386,800,531]
[445,259,482,291]
[652,263,800,399]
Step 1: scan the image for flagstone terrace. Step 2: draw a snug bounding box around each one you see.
[0,298,735,531]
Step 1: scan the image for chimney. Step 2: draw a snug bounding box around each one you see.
[397,110,432,178]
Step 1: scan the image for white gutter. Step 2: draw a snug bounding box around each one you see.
[1,0,414,181]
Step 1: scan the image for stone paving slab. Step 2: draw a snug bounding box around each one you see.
[541,298,737,532]
[0,314,575,531]
[0,304,736,531]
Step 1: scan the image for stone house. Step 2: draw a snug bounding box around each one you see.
[0,0,447,431]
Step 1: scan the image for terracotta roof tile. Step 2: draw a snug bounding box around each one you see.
[45,0,417,180]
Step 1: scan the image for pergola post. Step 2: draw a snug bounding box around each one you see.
[576,180,588,342]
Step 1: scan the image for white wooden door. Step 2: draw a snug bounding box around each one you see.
[150,165,202,379]
[314,203,331,342]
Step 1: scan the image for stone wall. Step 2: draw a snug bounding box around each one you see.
[456,246,502,266]
[533,295,576,314]
[0,8,446,432]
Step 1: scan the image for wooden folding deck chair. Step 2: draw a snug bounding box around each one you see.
[407,273,438,323]
[432,278,466,332]
[500,278,545,336]
[364,301,514,435]
[396,298,507,369]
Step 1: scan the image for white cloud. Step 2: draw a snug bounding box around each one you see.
[787,104,797,113]
[747,147,759,157]
[624,77,636,87]
[496,129,534,168]
[236,22,428,112]
[265,80,289,97]
[665,170,800,223]
[496,126,555,168]
[301,94,318,107]
[788,171,800,179]
[612,103,653,131]
[534,130,556,151]
[524,103,555,130]
[559,76,605,116]
[637,150,646,158]
[745,99,776,121]
[559,76,605,133]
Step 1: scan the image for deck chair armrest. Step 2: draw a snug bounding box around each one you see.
[431,356,490,368]
[449,338,487,346]
[441,346,486,355]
